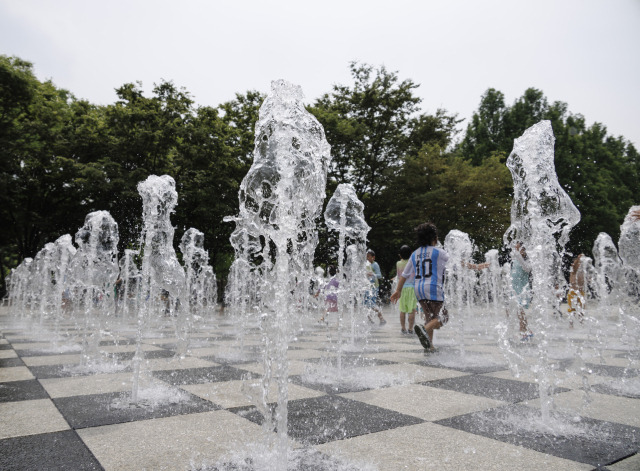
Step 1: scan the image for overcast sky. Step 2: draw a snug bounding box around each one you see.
[2,0,639,147]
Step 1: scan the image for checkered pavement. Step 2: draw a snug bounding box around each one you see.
[1,306,639,470]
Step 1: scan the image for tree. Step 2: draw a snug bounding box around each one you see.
[386,146,512,257]
[459,87,639,258]
[310,62,459,275]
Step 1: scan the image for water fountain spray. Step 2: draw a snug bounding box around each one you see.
[324,183,370,364]
[180,228,216,323]
[226,80,330,469]
[66,211,119,364]
[503,120,581,423]
[133,175,186,401]
[444,229,475,356]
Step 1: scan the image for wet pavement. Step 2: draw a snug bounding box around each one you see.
[1,306,639,470]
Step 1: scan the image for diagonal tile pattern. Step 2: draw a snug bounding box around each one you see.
[1,306,639,470]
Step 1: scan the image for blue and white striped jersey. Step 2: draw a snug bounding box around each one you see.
[401,246,449,302]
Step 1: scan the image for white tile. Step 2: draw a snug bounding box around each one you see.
[0,366,34,382]
[0,349,17,359]
[315,422,592,471]
[147,356,218,371]
[183,380,324,409]
[40,372,165,398]
[78,410,265,471]
[0,399,70,439]
[340,383,505,421]
[522,390,640,428]
[21,354,83,366]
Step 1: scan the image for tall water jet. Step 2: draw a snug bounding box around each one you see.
[117,249,141,318]
[226,80,330,469]
[480,249,504,318]
[31,242,56,323]
[343,244,372,343]
[180,228,216,323]
[614,207,640,386]
[324,183,370,348]
[66,211,119,364]
[50,234,77,343]
[618,205,640,298]
[592,233,623,304]
[502,120,581,423]
[443,229,475,355]
[7,258,33,318]
[133,175,186,401]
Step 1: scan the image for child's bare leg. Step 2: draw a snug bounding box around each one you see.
[408,311,415,331]
[518,308,528,333]
[425,319,443,342]
[400,311,406,330]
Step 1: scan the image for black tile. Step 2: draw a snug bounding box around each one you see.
[104,349,175,362]
[201,351,263,365]
[99,338,138,346]
[0,430,102,471]
[152,365,253,385]
[413,351,507,375]
[289,374,376,394]
[229,395,423,445]
[585,363,640,378]
[614,351,640,360]
[53,389,220,429]
[422,375,570,403]
[0,380,49,402]
[0,357,25,367]
[28,363,131,380]
[0,344,12,350]
[304,355,397,368]
[435,403,640,467]
[590,382,640,399]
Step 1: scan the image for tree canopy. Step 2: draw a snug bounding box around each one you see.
[1,55,637,297]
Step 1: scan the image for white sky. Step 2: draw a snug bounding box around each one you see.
[1,0,639,147]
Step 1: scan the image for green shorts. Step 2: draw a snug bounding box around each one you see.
[399,286,418,313]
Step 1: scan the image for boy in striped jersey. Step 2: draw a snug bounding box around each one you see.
[390,222,449,350]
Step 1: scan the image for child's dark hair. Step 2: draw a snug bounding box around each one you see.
[327,265,337,277]
[416,222,438,247]
[399,245,412,260]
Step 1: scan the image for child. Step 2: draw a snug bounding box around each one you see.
[320,265,338,323]
[511,241,533,340]
[567,253,587,326]
[396,245,418,334]
[365,249,387,325]
[390,222,449,350]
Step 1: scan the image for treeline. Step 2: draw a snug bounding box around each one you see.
[1,56,638,296]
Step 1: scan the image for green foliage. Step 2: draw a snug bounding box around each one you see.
[387,146,512,256]
[1,54,636,298]
[460,86,639,257]
[310,62,461,272]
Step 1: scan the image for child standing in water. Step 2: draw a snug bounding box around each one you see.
[320,265,338,323]
[391,222,449,350]
[396,245,418,334]
[511,241,533,340]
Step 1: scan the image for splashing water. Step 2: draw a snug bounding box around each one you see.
[180,228,217,324]
[67,211,119,365]
[502,120,581,424]
[133,175,186,402]
[324,183,370,365]
[444,229,476,356]
[225,80,331,469]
